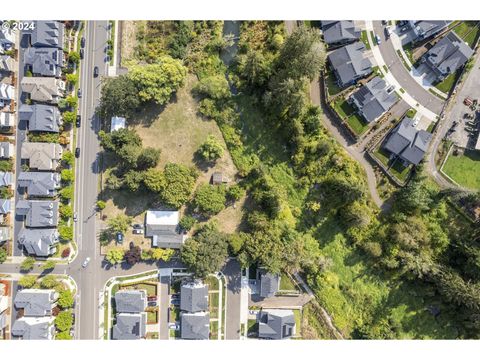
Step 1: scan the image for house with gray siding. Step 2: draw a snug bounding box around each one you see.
[17,171,61,197]
[259,271,280,298]
[321,21,360,46]
[0,227,9,245]
[180,281,208,313]
[0,171,13,187]
[24,47,64,78]
[0,112,14,128]
[328,41,372,87]
[0,55,15,73]
[19,104,62,132]
[16,199,59,228]
[11,316,55,340]
[21,142,62,170]
[258,309,296,340]
[14,289,58,317]
[0,141,13,159]
[25,21,64,49]
[18,228,59,257]
[180,312,210,340]
[145,210,185,248]
[112,313,147,340]
[408,21,451,42]
[114,290,147,313]
[350,76,397,123]
[20,77,65,104]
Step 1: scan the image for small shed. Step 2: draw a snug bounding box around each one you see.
[111,116,126,132]
[211,172,228,185]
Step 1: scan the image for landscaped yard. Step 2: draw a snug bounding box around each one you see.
[147,311,158,323]
[333,98,369,136]
[360,30,371,50]
[292,309,302,337]
[325,69,343,97]
[443,149,480,190]
[279,274,297,291]
[453,21,480,48]
[372,147,412,183]
[434,71,460,94]
[120,282,157,296]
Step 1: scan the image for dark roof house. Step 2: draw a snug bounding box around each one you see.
[180,312,210,340]
[258,309,296,340]
[180,281,208,313]
[321,21,360,46]
[112,313,147,340]
[423,32,474,82]
[19,104,62,133]
[408,20,451,42]
[328,41,372,87]
[26,21,64,49]
[14,289,58,317]
[21,142,62,170]
[383,117,432,166]
[16,199,59,228]
[350,76,397,123]
[17,171,61,197]
[145,210,185,248]
[24,47,64,78]
[259,271,280,298]
[18,228,59,257]
[114,290,147,313]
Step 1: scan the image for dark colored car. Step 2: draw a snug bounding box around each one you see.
[93,66,99,77]
[116,232,124,244]
[81,37,85,48]
[76,115,81,128]
[79,48,84,59]
[75,147,80,158]
[77,88,82,98]
[133,224,144,229]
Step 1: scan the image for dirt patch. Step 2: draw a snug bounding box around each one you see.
[120,20,142,63]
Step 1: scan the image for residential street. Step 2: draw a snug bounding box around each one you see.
[223,258,241,339]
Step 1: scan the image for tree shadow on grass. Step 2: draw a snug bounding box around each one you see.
[127,94,179,128]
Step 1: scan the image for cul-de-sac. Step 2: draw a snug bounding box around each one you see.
[0,20,479,341]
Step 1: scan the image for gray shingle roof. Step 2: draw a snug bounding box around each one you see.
[0,55,15,72]
[18,228,59,257]
[14,289,58,317]
[259,271,280,298]
[11,316,55,340]
[16,199,59,228]
[145,210,184,248]
[383,117,432,166]
[26,21,64,49]
[321,21,360,45]
[180,312,210,340]
[328,41,372,87]
[24,47,63,78]
[114,290,147,313]
[424,32,474,81]
[409,20,451,41]
[21,142,62,170]
[351,76,397,123]
[0,227,10,244]
[258,309,296,340]
[20,77,65,104]
[0,141,13,158]
[19,104,62,133]
[112,313,147,340]
[0,199,10,214]
[17,171,61,197]
[180,282,208,313]
[0,171,13,187]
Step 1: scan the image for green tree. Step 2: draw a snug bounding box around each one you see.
[40,275,59,289]
[68,51,80,64]
[179,215,197,232]
[128,57,187,105]
[194,184,226,215]
[197,135,224,162]
[18,275,37,288]
[96,200,106,210]
[123,170,145,192]
[181,225,229,278]
[41,260,56,271]
[55,311,73,332]
[161,163,198,208]
[107,214,132,234]
[168,21,194,59]
[58,290,75,309]
[65,95,77,108]
[99,75,141,119]
[56,331,73,340]
[20,257,36,272]
[62,150,74,166]
[65,73,78,86]
[100,128,142,153]
[143,168,166,193]
[227,232,250,256]
[193,75,230,100]
[226,184,245,202]
[59,226,73,242]
[62,111,76,124]
[236,50,274,90]
[61,169,74,183]
[60,185,74,201]
[0,247,6,264]
[137,147,161,170]
[118,143,142,168]
[106,248,124,265]
[105,173,123,190]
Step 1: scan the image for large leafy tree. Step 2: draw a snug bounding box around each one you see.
[106,248,125,265]
[58,290,75,309]
[143,168,166,193]
[161,163,198,208]
[194,184,226,216]
[137,147,161,170]
[18,275,37,288]
[20,257,35,272]
[0,247,6,264]
[197,135,224,162]
[193,75,230,100]
[100,128,142,153]
[55,311,73,332]
[128,57,187,105]
[107,214,132,234]
[99,75,141,119]
[181,224,229,278]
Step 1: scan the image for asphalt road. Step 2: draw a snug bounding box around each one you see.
[372,21,444,115]
[223,258,241,339]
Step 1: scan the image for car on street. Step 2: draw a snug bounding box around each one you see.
[76,115,81,127]
[73,212,78,222]
[168,323,180,330]
[79,48,84,59]
[81,37,85,48]
[75,147,80,158]
[82,257,91,268]
[77,88,82,98]
[93,66,99,77]
[375,34,381,44]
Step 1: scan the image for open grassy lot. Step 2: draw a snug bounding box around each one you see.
[453,21,480,48]
[443,149,480,190]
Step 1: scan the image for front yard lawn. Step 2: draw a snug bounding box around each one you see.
[360,30,371,50]
[209,321,219,339]
[434,71,460,94]
[147,311,158,323]
[443,149,480,190]
[346,114,369,135]
[121,282,157,296]
[325,69,343,97]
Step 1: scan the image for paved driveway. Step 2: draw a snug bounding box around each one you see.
[223,258,241,339]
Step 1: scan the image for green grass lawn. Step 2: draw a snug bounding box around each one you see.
[406,108,417,118]
[121,282,157,296]
[346,114,369,135]
[453,21,480,48]
[360,31,371,50]
[426,122,435,133]
[247,319,258,337]
[435,71,459,94]
[280,274,297,291]
[209,320,219,339]
[325,70,343,97]
[147,311,158,323]
[204,276,219,291]
[443,149,480,190]
[373,147,391,167]
[170,307,180,322]
[390,160,412,182]
[209,292,219,319]
[333,98,369,136]
[292,309,302,337]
